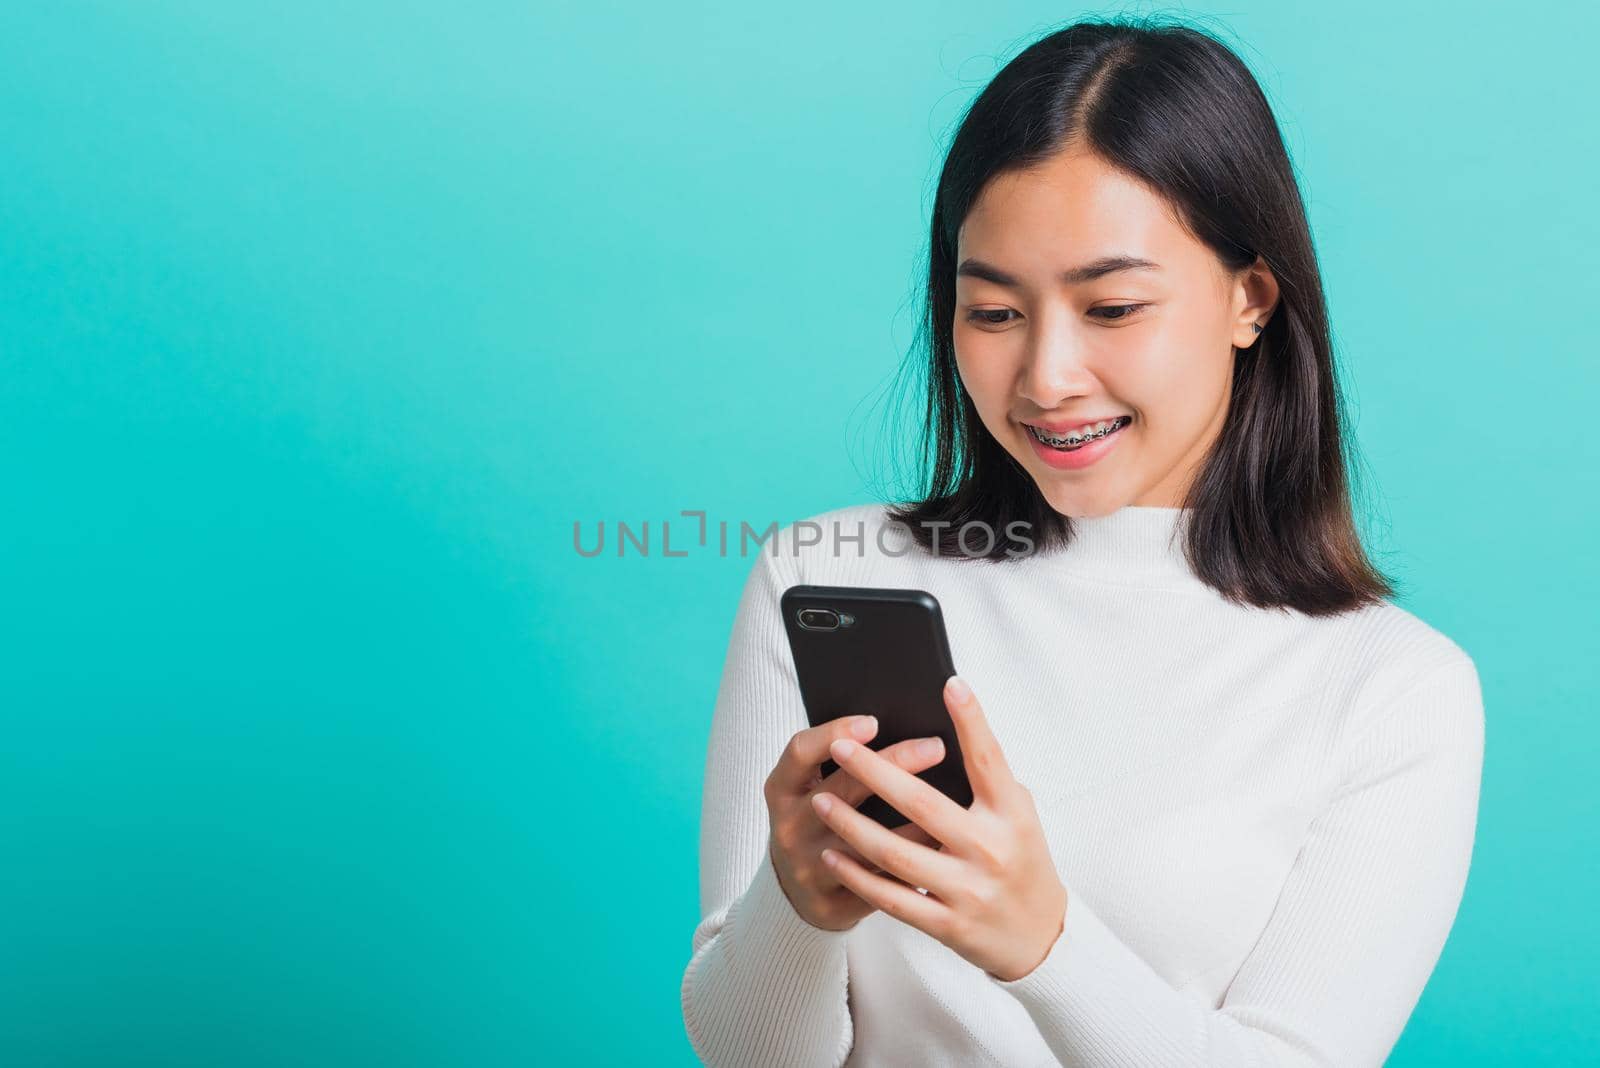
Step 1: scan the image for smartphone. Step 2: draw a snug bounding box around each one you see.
[780,584,973,829]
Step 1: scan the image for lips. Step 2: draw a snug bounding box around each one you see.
[1022,414,1131,470]
[1024,414,1133,435]
[1026,415,1132,448]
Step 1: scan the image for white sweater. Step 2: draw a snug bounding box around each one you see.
[681,502,1484,1067]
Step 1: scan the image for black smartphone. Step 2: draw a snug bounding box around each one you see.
[780,584,973,829]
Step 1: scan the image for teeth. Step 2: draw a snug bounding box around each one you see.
[1029,417,1127,447]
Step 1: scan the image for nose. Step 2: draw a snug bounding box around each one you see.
[1017,318,1097,410]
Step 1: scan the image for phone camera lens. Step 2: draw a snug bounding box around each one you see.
[797,608,840,631]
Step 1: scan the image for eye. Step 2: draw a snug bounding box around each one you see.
[965,308,1017,327]
[964,304,1149,329]
[1088,303,1148,322]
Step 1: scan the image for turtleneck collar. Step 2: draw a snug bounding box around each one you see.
[1029,505,1203,589]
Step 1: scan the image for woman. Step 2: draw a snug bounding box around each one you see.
[681,17,1483,1067]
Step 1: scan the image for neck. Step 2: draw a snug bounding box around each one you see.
[1031,505,1202,589]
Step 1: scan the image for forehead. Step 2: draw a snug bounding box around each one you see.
[956,147,1202,272]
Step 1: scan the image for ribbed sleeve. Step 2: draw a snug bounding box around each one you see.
[988,652,1486,1067]
[680,547,855,1068]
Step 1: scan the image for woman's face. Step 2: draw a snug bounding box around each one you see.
[953,144,1278,517]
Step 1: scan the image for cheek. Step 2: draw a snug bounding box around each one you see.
[1112,322,1229,426]
[953,350,1009,418]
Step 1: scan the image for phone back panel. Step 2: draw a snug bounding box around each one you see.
[780,584,972,827]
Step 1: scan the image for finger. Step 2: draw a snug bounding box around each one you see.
[811,787,965,899]
[769,715,879,797]
[824,816,941,857]
[812,754,943,882]
[854,814,944,874]
[828,823,936,878]
[943,675,1015,805]
[820,845,955,937]
[826,734,976,853]
[894,822,941,849]
[818,735,945,809]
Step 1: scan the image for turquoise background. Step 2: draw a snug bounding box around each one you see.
[2,3,1594,1064]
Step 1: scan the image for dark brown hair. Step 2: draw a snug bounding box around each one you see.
[883,16,1396,616]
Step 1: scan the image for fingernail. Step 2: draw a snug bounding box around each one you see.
[918,737,943,759]
[812,792,833,815]
[946,676,971,702]
[831,738,857,761]
[851,716,877,740]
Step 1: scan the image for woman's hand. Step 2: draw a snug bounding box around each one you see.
[765,715,950,932]
[807,676,1068,982]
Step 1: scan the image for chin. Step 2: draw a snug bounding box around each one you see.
[1036,485,1127,519]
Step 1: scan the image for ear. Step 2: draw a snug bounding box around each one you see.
[1233,255,1280,348]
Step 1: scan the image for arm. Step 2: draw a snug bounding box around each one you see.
[989,654,1486,1067]
[680,548,855,1068]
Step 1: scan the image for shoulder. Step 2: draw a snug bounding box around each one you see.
[1335,599,1478,689]
[1326,599,1483,742]
[750,501,920,586]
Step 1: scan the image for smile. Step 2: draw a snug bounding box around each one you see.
[1025,415,1132,451]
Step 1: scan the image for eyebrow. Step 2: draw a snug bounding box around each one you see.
[955,255,1163,287]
